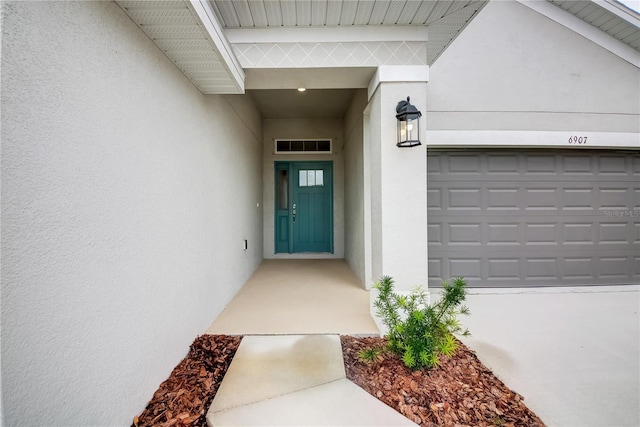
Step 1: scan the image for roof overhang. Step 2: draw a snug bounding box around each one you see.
[524,0,640,67]
[116,0,639,94]
[116,0,488,94]
[115,0,245,93]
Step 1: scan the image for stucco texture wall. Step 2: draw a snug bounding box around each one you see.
[343,90,368,286]
[427,0,640,132]
[262,118,345,258]
[1,1,262,425]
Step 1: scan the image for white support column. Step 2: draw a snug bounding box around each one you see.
[366,74,429,293]
[366,78,429,334]
[383,82,428,289]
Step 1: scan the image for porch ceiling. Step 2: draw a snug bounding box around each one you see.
[210,0,481,27]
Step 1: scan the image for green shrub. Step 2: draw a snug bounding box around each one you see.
[373,276,470,370]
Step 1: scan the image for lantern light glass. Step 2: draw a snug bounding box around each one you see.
[395,96,422,148]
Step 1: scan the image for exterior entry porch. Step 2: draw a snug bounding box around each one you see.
[205,259,379,335]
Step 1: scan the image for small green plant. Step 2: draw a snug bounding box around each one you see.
[373,276,470,370]
[357,346,385,364]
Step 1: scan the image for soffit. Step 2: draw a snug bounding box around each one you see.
[210,0,481,27]
[115,0,244,94]
[547,0,640,50]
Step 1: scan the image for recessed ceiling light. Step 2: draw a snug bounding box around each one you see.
[297,88,306,92]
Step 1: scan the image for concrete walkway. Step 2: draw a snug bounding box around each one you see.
[204,261,638,426]
[456,285,640,427]
[206,259,379,335]
[206,335,415,427]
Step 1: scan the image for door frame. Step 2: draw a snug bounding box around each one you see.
[274,160,334,254]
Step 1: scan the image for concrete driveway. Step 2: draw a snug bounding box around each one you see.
[452,285,639,427]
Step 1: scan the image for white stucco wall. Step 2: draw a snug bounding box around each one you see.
[427,0,640,132]
[366,90,384,287]
[1,2,262,426]
[262,118,345,258]
[344,90,368,286]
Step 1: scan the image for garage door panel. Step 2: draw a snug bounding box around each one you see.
[599,188,631,209]
[449,223,482,244]
[427,223,443,244]
[486,223,520,245]
[525,188,557,210]
[427,188,442,209]
[428,258,442,281]
[487,188,520,210]
[427,154,442,173]
[448,154,481,173]
[526,223,557,244]
[428,149,639,287]
[525,258,558,279]
[563,223,594,245]
[487,258,520,279]
[562,188,594,210]
[598,155,627,174]
[525,155,556,173]
[562,156,593,174]
[599,257,630,278]
[449,258,482,280]
[599,222,631,244]
[487,154,519,173]
[449,188,482,209]
[563,258,594,279]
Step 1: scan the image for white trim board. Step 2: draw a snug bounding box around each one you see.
[224,26,429,44]
[187,0,245,92]
[368,65,430,100]
[426,130,640,149]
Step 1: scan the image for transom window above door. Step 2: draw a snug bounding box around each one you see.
[275,139,332,153]
[299,170,324,187]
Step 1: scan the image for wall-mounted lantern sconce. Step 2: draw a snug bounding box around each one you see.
[395,96,422,147]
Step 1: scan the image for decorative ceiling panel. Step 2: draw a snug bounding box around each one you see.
[233,41,427,68]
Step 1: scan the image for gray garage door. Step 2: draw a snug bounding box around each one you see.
[427,149,640,287]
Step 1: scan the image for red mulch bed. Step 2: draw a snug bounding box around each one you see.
[133,334,544,427]
[341,336,545,427]
[132,335,242,427]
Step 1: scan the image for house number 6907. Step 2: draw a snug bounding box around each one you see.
[568,136,588,144]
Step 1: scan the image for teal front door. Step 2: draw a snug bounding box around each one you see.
[275,161,333,253]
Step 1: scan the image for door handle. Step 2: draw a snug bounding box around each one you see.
[292,203,296,223]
